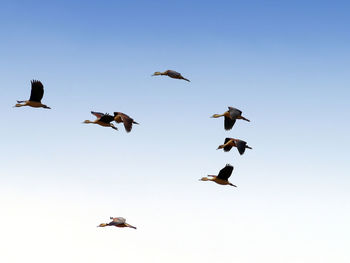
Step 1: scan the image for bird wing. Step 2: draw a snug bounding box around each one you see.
[114,112,134,132]
[223,138,234,152]
[224,116,235,130]
[110,217,126,225]
[99,114,114,124]
[217,164,234,180]
[91,111,105,119]
[29,80,44,102]
[167,70,181,78]
[235,140,247,155]
[228,107,242,119]
[120,114,134,132]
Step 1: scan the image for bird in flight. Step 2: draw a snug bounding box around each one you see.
[98,217,137,229]
[113,112,139,132]
[83,111,118,130]
[199,164,236,187]
[14,80,51,109]
[217,138,252,155]
[211,107,250,130]
[152,70,190,82]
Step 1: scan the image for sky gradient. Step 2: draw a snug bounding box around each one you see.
[1,1,350,262]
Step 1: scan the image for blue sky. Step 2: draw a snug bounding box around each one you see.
[1,1,349,262]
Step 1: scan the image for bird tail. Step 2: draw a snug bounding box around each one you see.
[126,224,137,229]
[241,116,250,122]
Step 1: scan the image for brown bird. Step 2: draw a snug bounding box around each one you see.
[98,217,137,229]
[152,70,190,82]
[83,111,118,130]
[199,164,236,187]
[14,80,51,109]
[113,112,139,132]
[211,107,250,130]
[217,138,252,155]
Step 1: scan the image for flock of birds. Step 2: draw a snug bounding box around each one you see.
[14,70,252,230]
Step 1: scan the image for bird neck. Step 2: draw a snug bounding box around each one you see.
[211,113,225,118]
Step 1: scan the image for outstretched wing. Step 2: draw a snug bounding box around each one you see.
[224,116,235,130]
[115,112,135,132]
[110,217,126,225]
[235,140,247,155]
[223,138,234,152]
[91,111,105,119]
[29,80,44,102]
[99,114,114,124]
[166,70,181,78]
[217,164,234,180]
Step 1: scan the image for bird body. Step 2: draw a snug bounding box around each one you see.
[211,106,249,130]
[217,138,252,155]
[200,164,236,187]
[98,217,137,229]
[14,80,51,109]
[152,70,190,82]
[83,111,118,130]
[113,112,139,132]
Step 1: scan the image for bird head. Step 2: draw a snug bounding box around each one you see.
[217,145,224,150]
[97,223,108,227]
[199,177,210,181]
[210,114,221,118]
[83,120,92,124]
[152,72,162,76]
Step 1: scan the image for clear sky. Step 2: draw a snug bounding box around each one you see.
[1,0,349,262]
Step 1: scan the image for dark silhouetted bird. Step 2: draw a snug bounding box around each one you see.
[14,80,51,109]
[152,70,190,82]
[199,164,236,187]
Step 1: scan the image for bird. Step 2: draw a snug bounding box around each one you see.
[113,112,139,132]
[14,80,51,109]
[217,138,252,155]
[199,164,236,187]
[152,70,190,82]
[211,107,250,130]
[83,111,118,130]
[98,217,137,229]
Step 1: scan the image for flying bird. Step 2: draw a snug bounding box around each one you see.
[152,70,190,82]
[98,217,137,229]
[217,138,252,155]
[113,112,139,132]
[14,80,51,109]
[199,164,236,187]
[211,107,250,130]
[83,111,118,130]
